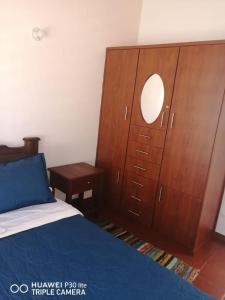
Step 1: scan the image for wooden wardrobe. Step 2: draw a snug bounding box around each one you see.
[96,40,225,253]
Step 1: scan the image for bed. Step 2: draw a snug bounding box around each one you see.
[0,138,214,300]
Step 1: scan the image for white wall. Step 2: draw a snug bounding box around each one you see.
[138,0,225,44]
[216,189,225,235]
[0,0,142,167]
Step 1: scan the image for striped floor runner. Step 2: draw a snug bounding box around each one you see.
[98,220,199,283]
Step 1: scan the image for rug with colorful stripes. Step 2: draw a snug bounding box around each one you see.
[98,220,199,283]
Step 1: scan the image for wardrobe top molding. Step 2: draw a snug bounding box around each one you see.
[107,39,225,50]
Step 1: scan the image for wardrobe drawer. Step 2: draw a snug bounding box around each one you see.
[124,173,157,202]
[124,195,142,213]
[127,141,163,164]
[123,194,154,225]
[129,125,166,147]
[123,192,143,221]
[126,157,160,180]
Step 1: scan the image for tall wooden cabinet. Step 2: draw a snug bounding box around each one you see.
[96,41,225,252]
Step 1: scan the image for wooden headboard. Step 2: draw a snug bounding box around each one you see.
[0,137,40,163]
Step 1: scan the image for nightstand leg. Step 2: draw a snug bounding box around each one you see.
[66,193,73,204]
[93,174,104,218]
[78,192,84,201]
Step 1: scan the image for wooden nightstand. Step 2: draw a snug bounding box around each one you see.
[48,163,104,217]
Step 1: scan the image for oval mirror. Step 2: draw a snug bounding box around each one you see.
[141,74,164,124]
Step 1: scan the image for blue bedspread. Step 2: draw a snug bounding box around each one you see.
[0,215,214,300]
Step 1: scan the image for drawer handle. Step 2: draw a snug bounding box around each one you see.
[136,149,149,155]
[131,195,142,202]
[87,181,91,185]
[139,134,151,139]
[128,210,140,217]
[131,180,143,187]
[134,165,146,171]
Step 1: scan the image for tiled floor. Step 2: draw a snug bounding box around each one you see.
[193,243,225,299]
[98,210,225,299]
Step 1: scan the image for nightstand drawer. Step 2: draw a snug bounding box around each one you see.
[71,176,97,194]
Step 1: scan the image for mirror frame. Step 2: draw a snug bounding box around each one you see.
[140,73,165,124]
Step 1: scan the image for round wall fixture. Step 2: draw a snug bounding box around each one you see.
[32,27,44,41]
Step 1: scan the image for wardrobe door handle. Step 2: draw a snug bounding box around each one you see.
[124,106,128,121]
[158,186,163,202]
[160,111,165,127]
[170,112,175,129]
[116,170,120,184]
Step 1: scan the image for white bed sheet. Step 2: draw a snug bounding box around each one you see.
[0,199,82,239]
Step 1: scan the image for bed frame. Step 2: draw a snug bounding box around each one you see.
[0,137,40,163]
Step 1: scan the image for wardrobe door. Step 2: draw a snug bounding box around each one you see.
[96,49,139,208]
[154,187,201,249]
[131,47,179,129]
[155,44,225,248]
[121,47,179,224]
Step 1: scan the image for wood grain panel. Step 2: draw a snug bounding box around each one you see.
[154,186,201,250]
[160,44,225,199]
[195,93,225,251]
[155,44,225,250]
[96,49,139,208]
[131,47,179,129]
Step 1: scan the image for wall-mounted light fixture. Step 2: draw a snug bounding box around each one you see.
[32,27,44,41]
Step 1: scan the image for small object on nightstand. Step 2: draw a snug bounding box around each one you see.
[48,163,104,219]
